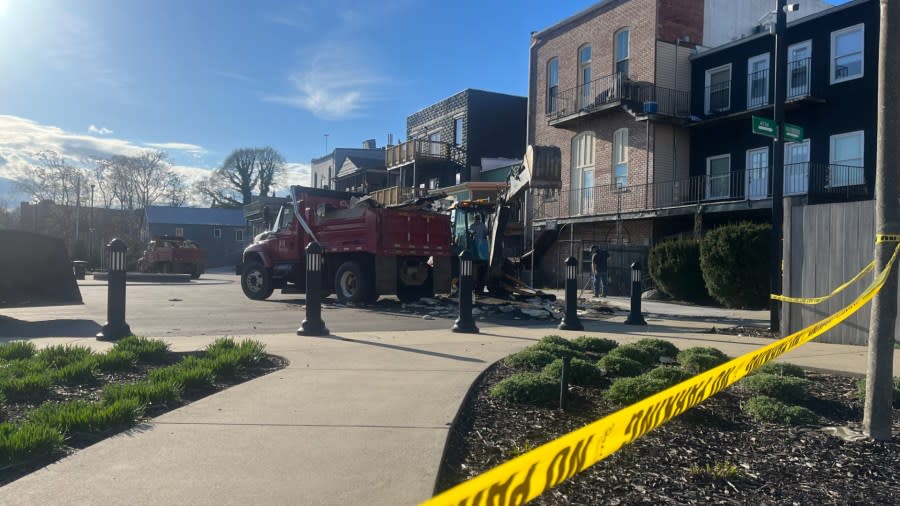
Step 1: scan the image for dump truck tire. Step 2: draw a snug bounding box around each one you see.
[335,261,368,304]
[241,262,273,300]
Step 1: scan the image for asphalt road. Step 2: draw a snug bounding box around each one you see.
[0,270,546,340]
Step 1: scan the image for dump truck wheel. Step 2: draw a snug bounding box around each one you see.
[241,262,274,300]
[335,261,367,304]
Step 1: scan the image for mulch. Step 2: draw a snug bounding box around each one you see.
[436,361,900,505]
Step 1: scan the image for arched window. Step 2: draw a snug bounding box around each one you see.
[577,44,592,108]
[546,57,559,113]
[571,131,595,214]
[614,29,629,76]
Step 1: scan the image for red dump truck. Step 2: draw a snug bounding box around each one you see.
[240,186,451,303]
[137,236,207,278]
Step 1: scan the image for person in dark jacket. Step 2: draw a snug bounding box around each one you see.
[591,245,609,297]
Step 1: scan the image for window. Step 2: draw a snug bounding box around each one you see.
[614,29,629,76]
[785,139,810,195]
[547,57,559,113]
[235,229,244,241]
[213,228,222,239]
[706,154,731,199]
[571,131,595,214]
[429,177,441,190]
[745,147,769,200]
[454,117,463,145]
[829,131,864,187]
[578,44,591,109]
[175,227,184,237]
[705,64,731,114]
[831,24,863,83]
[747,54,769,109]
[788,40,812,99]
[613,128,628,189]
[428,132,441,156]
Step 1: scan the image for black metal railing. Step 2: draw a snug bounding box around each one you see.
[533,164,869,220]
[385,140,465,170]
[548,72,690,122]
[787,57,811,99]
[704,81,731,114]
[747,68,769,109]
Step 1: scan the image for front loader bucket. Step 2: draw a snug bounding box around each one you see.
[0,230,83,307]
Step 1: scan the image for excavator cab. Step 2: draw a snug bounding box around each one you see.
[450,200,496,293]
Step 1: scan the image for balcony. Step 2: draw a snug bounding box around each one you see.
[385,140,465,171]
[787,57,811,101]
[704,81,731,115]
[533,163,868,220]
[547,72,689,126]
[369,185,429,206]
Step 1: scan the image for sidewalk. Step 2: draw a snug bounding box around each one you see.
[0,318,897,505]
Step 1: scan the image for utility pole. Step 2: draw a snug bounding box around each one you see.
[769,0,788,334]
[864,0,899,441]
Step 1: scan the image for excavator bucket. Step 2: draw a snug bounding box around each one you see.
[0,230,83,307]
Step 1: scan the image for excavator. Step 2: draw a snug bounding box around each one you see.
[449,145,561,298]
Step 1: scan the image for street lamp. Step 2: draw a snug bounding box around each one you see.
[89,183,95,267]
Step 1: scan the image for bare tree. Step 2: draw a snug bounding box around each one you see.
[256,146,285,198]
[15,151,82,205]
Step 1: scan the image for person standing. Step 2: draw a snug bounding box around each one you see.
[591,245,609,297]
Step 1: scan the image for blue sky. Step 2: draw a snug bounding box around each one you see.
[0,0,848,202]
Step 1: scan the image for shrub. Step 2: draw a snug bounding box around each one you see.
[855,377,900,404]
[597,355,644,378]
[503,349,558,371]
[756,362,806,378]
[204,337,238,357]
[489,372,558,405]
[204,339,266,369]
[206,351,243,380]
[35,345,94,369]
[606,376,670,406]
[644,366,694,386]
[102,379,182,407]
[0,341,37,361]
[633,339,680,361]
[537,335,577,349]
[529,342,586,360]
[542,358,607,387]
[28,398,143,436]
[149,358,216,392]
[744,395,818,425]
[49,359,97,386]
[648,239,713,304]
[95,350,138,373]
[700,222,772,309]
[677,347,729,374]
[740,373,808,403]
[608,344,657,368]
[570,336,618,355]
[113,336,170,364]
[0,422,64,467]
[0,374,52,402]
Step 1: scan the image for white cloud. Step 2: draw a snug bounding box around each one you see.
[144,142,207,155]
[88,124,113,135]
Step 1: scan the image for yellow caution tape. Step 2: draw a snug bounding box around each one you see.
[422,244,900,506]
[876,234,900,244]
[771,261,874,305]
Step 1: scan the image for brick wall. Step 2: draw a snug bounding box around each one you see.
[658,0,704,45]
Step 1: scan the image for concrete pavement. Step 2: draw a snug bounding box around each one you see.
[0,314,898,505]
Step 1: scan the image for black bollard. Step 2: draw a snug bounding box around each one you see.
[97,238,132,341]
[298,242,330,336]
[559,355,571,410]
[558,256,584,331]
[625,260,647,325]
[452,250,479,334]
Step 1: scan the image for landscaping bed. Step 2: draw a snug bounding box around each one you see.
[0,337,286,486]
[436,336,900,504]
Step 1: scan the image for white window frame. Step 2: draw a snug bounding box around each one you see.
[829,130,864,187]
[175,227,184,237]
[784,138,811,196]
[613,128,629,189]
[747,53,770,109]
[578,44,592,109]
[235,229,244,241]
[704,63,732,114]
[547,57,559,114]
[706,154,731,200]
[213,228,222,239]
[787,40,812,98]
[570,131,595,215]
[614,28,629,76]
[830,24,864,84]
[745,146,769,200]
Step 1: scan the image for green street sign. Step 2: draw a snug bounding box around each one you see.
[752,116,777,138]
[784,123,804,142]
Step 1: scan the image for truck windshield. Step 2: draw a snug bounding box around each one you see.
[273,206,292,231]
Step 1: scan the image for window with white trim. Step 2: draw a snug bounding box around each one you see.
[747,53,769,109]
[547,57,559,113]
[705,64,731,114]
[175,227,184,237]
[577,44,591,109]
[829,131,864,187]
[706,154,731,199]
[571,131,595,214]
[613,128,628,189]
[831,24,864,83]
[788,40,812,99]
[235,229,244,241]
[213,228,222,239]
[614,29,629,76]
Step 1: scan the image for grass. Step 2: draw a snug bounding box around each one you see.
[101,379,183,407]
[94,350,138,373]
[689,462,743,481]
[112,336,170,364]
[35,345,94,369]
[49,359,97,386]
[148,357,216,392]
[0,341,37,361]
[0,422,64,467]
[855,377,900,404]
[0,374,52,402]
[27,398,144,437]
